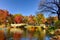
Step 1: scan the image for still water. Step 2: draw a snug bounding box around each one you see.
[21,36,50,40]
[3,28,50,40]
[9,36,50,40]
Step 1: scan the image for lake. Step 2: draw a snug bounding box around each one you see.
[21,36,50,40]
[9,36,50,40]
[10,37,50,40]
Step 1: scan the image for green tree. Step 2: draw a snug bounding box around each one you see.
[23,16,28,23]
[36,13,46,25]
[55,20,60,29]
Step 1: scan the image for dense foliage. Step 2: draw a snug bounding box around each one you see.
[0,9,58,26]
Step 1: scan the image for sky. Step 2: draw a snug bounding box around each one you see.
[0,0,40,16]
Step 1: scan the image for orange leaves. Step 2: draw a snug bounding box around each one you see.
[28,15,35,24]
[47,16,58,24]
[0,9,9,23]
[0,10,9,18]
[0,30,5,40]
[14,14,23,23]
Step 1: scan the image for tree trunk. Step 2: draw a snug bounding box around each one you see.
[58,14,60,20]
[57,8,60,20]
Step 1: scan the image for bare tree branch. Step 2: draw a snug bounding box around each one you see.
[38,0,60,20]
[41,4,57,11]
[40,9,56,13]
[45,2,60,8]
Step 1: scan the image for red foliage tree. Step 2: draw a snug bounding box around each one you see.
[14,15,23,24]
[0,9,9,24]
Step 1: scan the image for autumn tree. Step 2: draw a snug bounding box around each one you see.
[36,13,46,25]
[0,9,9,24]
[47,16,58,25]
[55,20,60,28]
[28,15,36,25]
[23,16,28,24]
[13,14,24,24]
[38,0,60,20]
[7,14,14,25]
[47,17,54,26]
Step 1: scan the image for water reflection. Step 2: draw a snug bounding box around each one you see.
[20,36,50,40]
[2,26,50,40]
[45,36,50,40]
